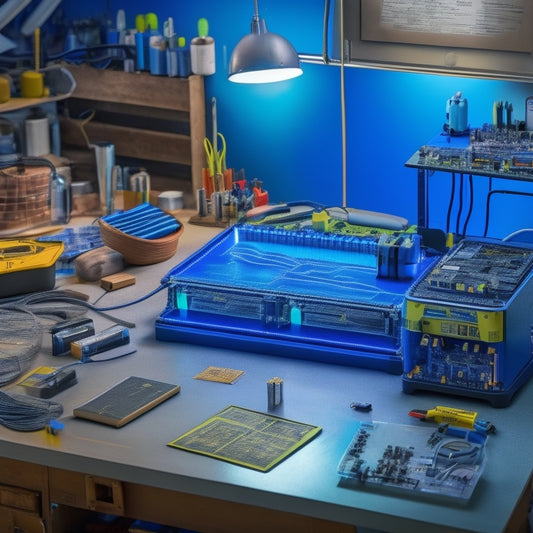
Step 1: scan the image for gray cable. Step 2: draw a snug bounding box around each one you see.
[0,290,135,385]
[0,390,63,431]
[0,309,42,385]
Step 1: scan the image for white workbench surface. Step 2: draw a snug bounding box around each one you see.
[0,213,532,533]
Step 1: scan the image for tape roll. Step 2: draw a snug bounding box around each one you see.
[158,190,184,211]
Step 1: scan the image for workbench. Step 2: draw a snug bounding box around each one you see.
[0,214,531,533]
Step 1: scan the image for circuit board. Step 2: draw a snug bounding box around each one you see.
[417,125,533,176]
[409,239,533,307]
[404,334,499,391]
[338,421,487,502]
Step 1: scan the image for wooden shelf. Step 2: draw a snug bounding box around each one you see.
[0,65,75,113]
[60,65,206,193]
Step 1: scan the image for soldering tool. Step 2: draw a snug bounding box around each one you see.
[408,405,496,434]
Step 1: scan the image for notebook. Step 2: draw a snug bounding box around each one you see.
[73,376,180,428]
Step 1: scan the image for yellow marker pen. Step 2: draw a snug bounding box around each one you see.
[409,405,495,434]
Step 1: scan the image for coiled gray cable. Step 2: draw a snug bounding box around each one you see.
[0,309,42,385]
[0,390,63,431]
[0,290,136,386]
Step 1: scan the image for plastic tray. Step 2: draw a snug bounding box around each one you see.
[338,420,487,503]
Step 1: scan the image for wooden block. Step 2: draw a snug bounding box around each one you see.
[100,273,136,291]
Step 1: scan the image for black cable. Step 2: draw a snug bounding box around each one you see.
[445,172,456,234]
[462,174,474,236]
[484,189,533,237]
[322,0,331,64]
[455,173,464,236]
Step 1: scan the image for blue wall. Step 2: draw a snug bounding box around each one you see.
[58,0,533,238]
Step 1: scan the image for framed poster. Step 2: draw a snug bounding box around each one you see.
[336,0,533,80]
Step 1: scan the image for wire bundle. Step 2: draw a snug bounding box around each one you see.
[0,290,136,385]
[0,310,42,385]
[0,390,63,431]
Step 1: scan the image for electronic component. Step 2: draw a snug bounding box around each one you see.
[50,317,93,335]
[19,366,78,398]
[51,317,95,356]
[157,223,434,373]
[403,237,533,406]
[338,421,487,502]
[70,325,130,361]
[350,401,372,412]
[267,376,283,408]
[418,125,533,175]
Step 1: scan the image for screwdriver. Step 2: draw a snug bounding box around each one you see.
[408,405,496,434]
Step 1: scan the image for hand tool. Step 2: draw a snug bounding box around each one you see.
[408,405,495,434]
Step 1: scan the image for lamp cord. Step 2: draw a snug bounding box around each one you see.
[339,0,347,207]
[322,0,330,64]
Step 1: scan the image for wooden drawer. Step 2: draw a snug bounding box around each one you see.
[0,506,45,533]
[0,484,40,513]
[49,467,356,533]
[0,457,50,532]
[0,457,47,493]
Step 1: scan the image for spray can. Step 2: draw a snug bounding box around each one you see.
[190,18,215,76]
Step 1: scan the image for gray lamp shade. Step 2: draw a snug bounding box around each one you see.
[228,16,302,83]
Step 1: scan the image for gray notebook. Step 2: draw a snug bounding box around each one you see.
[73,376,180,427]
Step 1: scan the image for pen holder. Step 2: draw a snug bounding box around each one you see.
[202,167,233,199]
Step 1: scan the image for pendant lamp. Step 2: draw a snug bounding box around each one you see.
[228,0,303,83]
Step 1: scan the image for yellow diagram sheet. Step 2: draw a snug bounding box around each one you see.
[168,405,322,472]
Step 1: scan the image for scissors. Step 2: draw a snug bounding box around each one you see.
[203,132,227,175]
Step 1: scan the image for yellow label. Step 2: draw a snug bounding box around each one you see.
[404,300,503,342]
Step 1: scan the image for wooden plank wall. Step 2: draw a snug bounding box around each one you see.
[59,65,206,196]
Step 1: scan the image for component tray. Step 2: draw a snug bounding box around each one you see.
[338,421,487,503]
[156,224,433,373]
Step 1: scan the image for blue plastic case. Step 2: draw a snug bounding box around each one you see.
[156,223,432,373]
[402,237,533,406]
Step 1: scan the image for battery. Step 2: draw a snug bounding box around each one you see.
[50,317,94,335]
[267,376,283,407]
[51,318,95,356]
[23,367,78,398]
[70,325,130,361]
